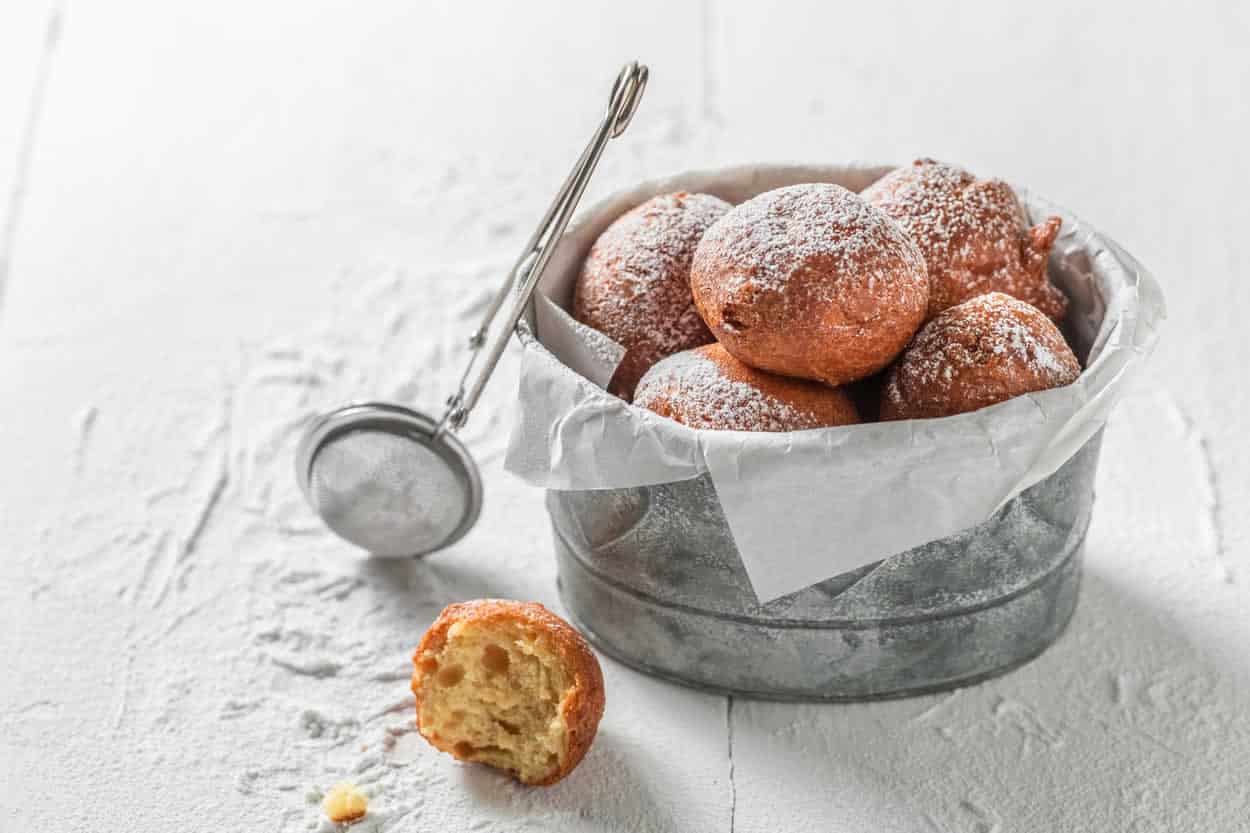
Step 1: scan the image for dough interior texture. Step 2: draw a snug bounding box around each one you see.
[412,601,604,786]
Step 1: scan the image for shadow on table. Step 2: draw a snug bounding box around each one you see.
[336,535,1249,830]
[355,548,543,617]
[724,560,1250,832]
[453,725,683,832]
[353,554,692,831]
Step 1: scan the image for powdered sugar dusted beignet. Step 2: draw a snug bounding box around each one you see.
[861,159,1067,321]
[880,292,1081,421]
[635,343,860,432]
[690,183,929,387]
[574,192,732,400]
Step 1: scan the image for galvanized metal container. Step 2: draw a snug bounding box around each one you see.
[514,163,1153,701]
[545,431,1097,700]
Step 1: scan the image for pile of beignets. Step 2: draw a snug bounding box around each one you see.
[573,159,1082,431]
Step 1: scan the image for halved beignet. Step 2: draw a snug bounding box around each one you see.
[411,600,605,786]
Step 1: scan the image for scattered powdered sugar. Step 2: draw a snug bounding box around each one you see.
[635,347,828,432]
[693,183,928,317]
[861,159,1066,319]
[884,292,1081,417]
[863,161,1019,265]
[587,193,732,298]
[985,313,1071,377]
[574,192,732,394]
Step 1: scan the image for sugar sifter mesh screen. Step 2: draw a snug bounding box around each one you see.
[308,428,471,557]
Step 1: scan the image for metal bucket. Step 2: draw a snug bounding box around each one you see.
[545,430,1097,701]
[515,164,1142,701]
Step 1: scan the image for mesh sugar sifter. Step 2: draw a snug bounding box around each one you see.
[295,61,648,557]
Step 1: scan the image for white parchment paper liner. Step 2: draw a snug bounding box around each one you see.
[505,164,1165,602]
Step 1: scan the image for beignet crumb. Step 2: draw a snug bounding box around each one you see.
[321,782,368,824]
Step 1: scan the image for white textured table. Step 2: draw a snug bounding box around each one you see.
[2,2,1247,831]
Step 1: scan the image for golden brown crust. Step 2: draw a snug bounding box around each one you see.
[634,343,860,432]
[411,599,605,786]
[573,192,732,400]
[880,292,1081,421]
[690,183,929,387]
[861,159,1068,321]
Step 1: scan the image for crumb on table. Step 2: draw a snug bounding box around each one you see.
[322,782,368,824]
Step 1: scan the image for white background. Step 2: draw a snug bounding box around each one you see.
[1,2,1247,831]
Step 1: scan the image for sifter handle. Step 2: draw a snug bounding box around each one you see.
[438,60,649,432]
